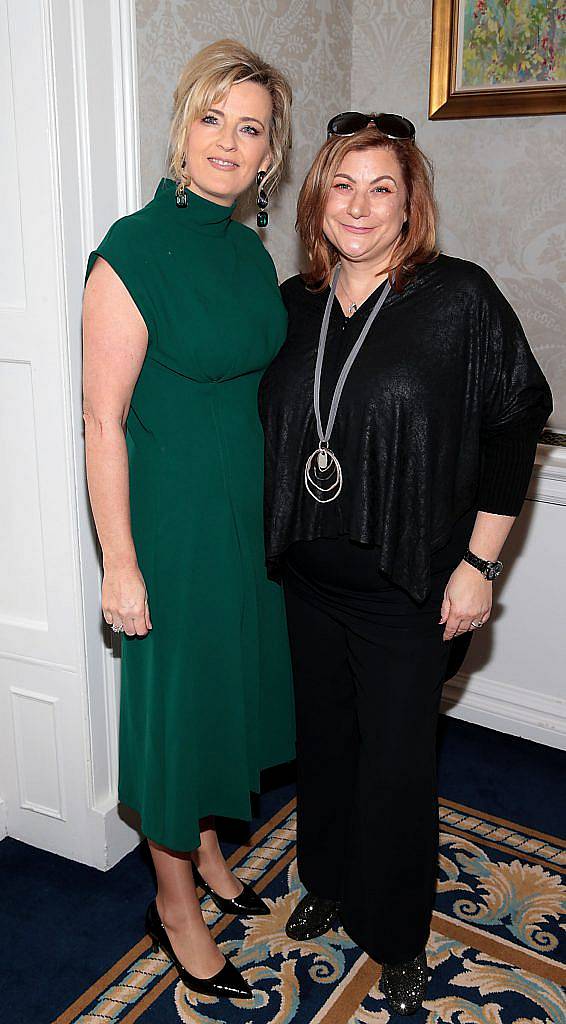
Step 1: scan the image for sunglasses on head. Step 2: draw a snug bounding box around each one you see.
[326,111,416,142]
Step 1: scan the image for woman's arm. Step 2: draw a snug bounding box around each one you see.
[467,510,515,562]
[83,257,151,637]
[440,511,514,640]
[441,269,552,642]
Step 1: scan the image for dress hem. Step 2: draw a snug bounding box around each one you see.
[119,752,295,852]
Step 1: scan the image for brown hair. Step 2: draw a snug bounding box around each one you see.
[296,127,438,292]
[169,39,292,198]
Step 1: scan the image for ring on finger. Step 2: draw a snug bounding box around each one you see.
[471,620,484,629]
[111,622,124,633]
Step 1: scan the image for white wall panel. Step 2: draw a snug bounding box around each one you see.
[11,686,65,819]
[1,658,91,858]
[0,0,26,310]
[0,360,48,629]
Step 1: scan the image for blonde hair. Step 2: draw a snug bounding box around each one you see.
[169,39,292,197]
[297,127,438,292]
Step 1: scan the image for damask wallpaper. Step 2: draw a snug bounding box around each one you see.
[136,0,564,427]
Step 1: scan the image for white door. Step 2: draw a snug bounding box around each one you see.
[0,0,141,867]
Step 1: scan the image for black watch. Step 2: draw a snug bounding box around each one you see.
[463,549,503,581]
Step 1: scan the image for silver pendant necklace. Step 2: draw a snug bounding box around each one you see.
[304,264,392,504]
[338,279,358,316]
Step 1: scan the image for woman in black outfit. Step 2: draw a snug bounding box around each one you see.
[258,114,552,1015]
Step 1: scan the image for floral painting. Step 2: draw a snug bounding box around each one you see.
[459,0,566,89]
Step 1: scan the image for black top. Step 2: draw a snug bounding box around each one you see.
[285,504,477,597]
[258,254,553,602]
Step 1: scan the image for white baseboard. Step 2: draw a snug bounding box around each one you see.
[2,799,140,869]
[98,798,142,870]
[441,671,566,750]
[529,444,566,505]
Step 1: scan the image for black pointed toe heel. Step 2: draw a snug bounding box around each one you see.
[380,950,430,1015]
[145,900,253,1001]
[285,892,340,940]
[193,864,269,917]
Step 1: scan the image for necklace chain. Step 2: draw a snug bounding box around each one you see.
[338,280,358,316]
[304,265,392,503]
[338,271,387,318]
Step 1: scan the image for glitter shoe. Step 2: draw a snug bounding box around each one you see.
[380,950,430,1015]
[285,892,340,940]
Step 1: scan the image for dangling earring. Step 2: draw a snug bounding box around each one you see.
[256,170,269,227]
[176,156,188,208]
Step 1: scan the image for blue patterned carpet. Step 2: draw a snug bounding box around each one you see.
[1,719,565,1024]
[51,795,566,1024]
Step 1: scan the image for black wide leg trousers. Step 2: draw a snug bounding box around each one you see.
[282,560,455,966]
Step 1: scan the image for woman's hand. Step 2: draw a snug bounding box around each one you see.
[102,563,152,637]
[439,561,492,641]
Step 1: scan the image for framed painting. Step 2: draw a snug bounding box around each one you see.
[429,0,566,118]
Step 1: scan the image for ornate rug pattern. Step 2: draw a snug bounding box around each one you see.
[53,798,566,1024]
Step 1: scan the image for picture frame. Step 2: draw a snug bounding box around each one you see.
[429,0,566,119]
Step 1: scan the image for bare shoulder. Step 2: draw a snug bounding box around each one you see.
[84,258,147,338]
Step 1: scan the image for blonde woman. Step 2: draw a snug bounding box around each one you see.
[82,40,294,1000]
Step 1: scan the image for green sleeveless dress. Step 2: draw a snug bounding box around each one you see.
[86,178,295,851]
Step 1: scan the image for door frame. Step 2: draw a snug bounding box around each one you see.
[50,0,142,864]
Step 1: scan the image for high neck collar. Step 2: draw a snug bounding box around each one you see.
[153,178,237,236]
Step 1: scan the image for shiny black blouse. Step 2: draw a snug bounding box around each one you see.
[258,254,552,602]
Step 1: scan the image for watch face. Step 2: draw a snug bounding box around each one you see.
[486,561,503,580]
